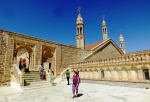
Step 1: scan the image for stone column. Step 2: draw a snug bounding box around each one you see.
[128,70,131,81]
[49,69,52,83]
[110,71,114,80]
[137,70,143,81]
[35,45,42,70]
[119,70,122,81]
[148,69,150,80]
[99,70,101,80]
[105,71,108,80]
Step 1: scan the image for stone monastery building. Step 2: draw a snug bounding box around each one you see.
[0,10,150,87]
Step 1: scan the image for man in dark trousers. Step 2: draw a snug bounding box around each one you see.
[66,70,70,85]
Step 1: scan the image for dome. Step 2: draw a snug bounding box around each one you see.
[76,14,83,24]
[102,20,106,26]
[119,34,124,42]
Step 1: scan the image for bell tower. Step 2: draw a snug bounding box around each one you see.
[76,6,85,49]
[102,15,108,41]
[119,30,126,54]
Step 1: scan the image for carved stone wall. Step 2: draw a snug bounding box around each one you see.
[0,31,7,83]
[88,43,122,60]
[0,31,13,85]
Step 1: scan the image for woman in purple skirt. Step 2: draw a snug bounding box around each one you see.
[72,70,79,98]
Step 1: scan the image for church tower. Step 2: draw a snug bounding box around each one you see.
[119,30,126,54]
[76,6,85,49]
[102,16,108,41]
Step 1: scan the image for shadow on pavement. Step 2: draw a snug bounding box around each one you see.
[77,93,83,97]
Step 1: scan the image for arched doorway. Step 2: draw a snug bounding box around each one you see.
[142,69,149,80]
[14,45,32,72]
[101,70,104,80]
[17,49,29,71]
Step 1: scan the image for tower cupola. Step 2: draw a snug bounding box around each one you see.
[102,15,108,40]
[76,6,85,49]
[119,30,126,54]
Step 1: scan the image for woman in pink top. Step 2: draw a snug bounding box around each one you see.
[72,70,79,98]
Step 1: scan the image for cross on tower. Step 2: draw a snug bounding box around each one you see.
[77,6,82,14]
[102,15,105,20]
[119,29,122,34]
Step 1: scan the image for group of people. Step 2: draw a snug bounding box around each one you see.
[39,64,80,98]
[66,69,80,98]
[39,64,55,85]
[19,58,26,71]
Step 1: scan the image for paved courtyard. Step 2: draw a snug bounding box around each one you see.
[0,80,150,102]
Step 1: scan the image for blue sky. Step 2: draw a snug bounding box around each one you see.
[0,0,150,53]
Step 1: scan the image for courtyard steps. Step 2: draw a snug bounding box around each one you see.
[22,71,52,91]
[24,71,42,83]
[21,80,52,91]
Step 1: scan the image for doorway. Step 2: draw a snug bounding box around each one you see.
[142,69,149,80]
[101,70,104,79]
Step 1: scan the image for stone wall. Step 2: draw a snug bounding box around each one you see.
[61,45,78,70]
[88,43,122,60]
[4,35,14,83]
[0,31,14,85]
[0,31,6,83]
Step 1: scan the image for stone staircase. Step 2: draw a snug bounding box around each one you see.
[24,71,42,83]
[22,71,52,91]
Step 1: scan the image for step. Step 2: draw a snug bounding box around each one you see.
[24,71,46,83]
[22,81,52,91]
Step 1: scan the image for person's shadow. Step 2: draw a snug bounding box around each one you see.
[77,93,83,97]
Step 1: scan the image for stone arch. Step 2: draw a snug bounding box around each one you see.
[141,66,149,69]
[14,45,33,71]
[141,66,150,80]
[14,45,32,57]
[42,47,53,62]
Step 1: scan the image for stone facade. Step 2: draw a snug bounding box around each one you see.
[86,43,122,60]
[0,30,94,84]
[1,29,149,86]
[69,50,150,83]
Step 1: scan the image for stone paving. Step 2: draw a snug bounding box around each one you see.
[81,80,150,89]
[0,80,150,102]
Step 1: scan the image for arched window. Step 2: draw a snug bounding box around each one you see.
[105,28,107,33]
[103,28,105,33]
[80,27,82,34]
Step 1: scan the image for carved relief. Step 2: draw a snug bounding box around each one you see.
[42,46,53,62]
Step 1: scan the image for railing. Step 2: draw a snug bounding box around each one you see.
[68,50,150,68]
[54,67,71,83]
[45,70,51,82]
[11,64,24,89]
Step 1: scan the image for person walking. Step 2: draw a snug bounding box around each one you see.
[19,58,22,70]
[51,71,55,85]
[72,71,79,98]
[39,64,44,79]
[66,70,70,85]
